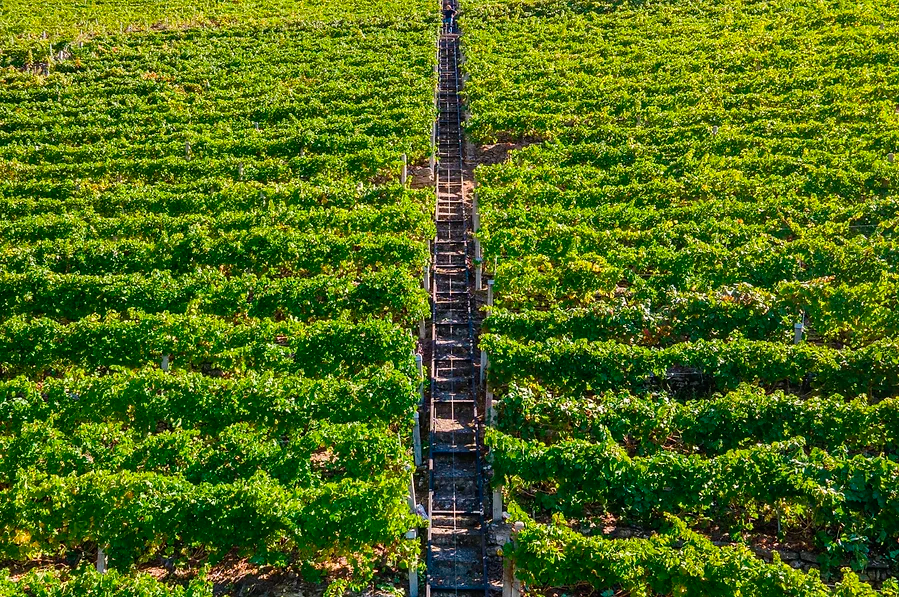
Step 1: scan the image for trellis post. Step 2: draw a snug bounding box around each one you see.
[430,122,437,177]
[502,522,523,597]
[407,474,420,597]
[409,558,420,597]
[416,354,425,403]
[413,412,423,467]
[96,547,108,573]
[486,381,494,425]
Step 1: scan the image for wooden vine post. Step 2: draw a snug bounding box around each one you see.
[502,522,524,597]
[430,122,437,177]
[96,547,108,573]
[413,354,424,466]
[473,238,483,290]
[485,279,495,423]
[409,557,420,597]
[406,473,420,597]
[492,485,503,522]
[413,412,423,467]
[416,353,425,403]
[485,279,502,521]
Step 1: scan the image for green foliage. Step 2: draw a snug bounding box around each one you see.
[0,367,417,434]
[0,0,435,40]
[0,566,212,596]
[489,429,899,567]
[483,333,899,397]
[496,383,899,455]
[486,278,899,348]
[0,0,437,589]
[0,313,416,377]
[503,509,899,597]
[467,0,899,585]
[0,268,429,324]
[1,468,418,570]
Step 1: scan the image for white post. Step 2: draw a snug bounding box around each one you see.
[161,354,170,372]
[793,321,804,344]
[486,383,494,425]
[423,263,429,293]
[474,238,482,261]
[502,560,512,597]
[503,522,524,597]
[419,319,427,340]
[430,123,437,178]
[480,350,488,385]
[413,412,423,467]
[487,279,494,307]
[409,558,420,597]
[889,152,895,163]
[492,486,503,522]
[401,153,408,186]
[475,259,482,290]
[502,558,520,597]
[184,141,191,160]
[406,472,420,597]
[96,547,108,573]
[472,193,480,232]
[415,354,425,404]
[238,163,244,180]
